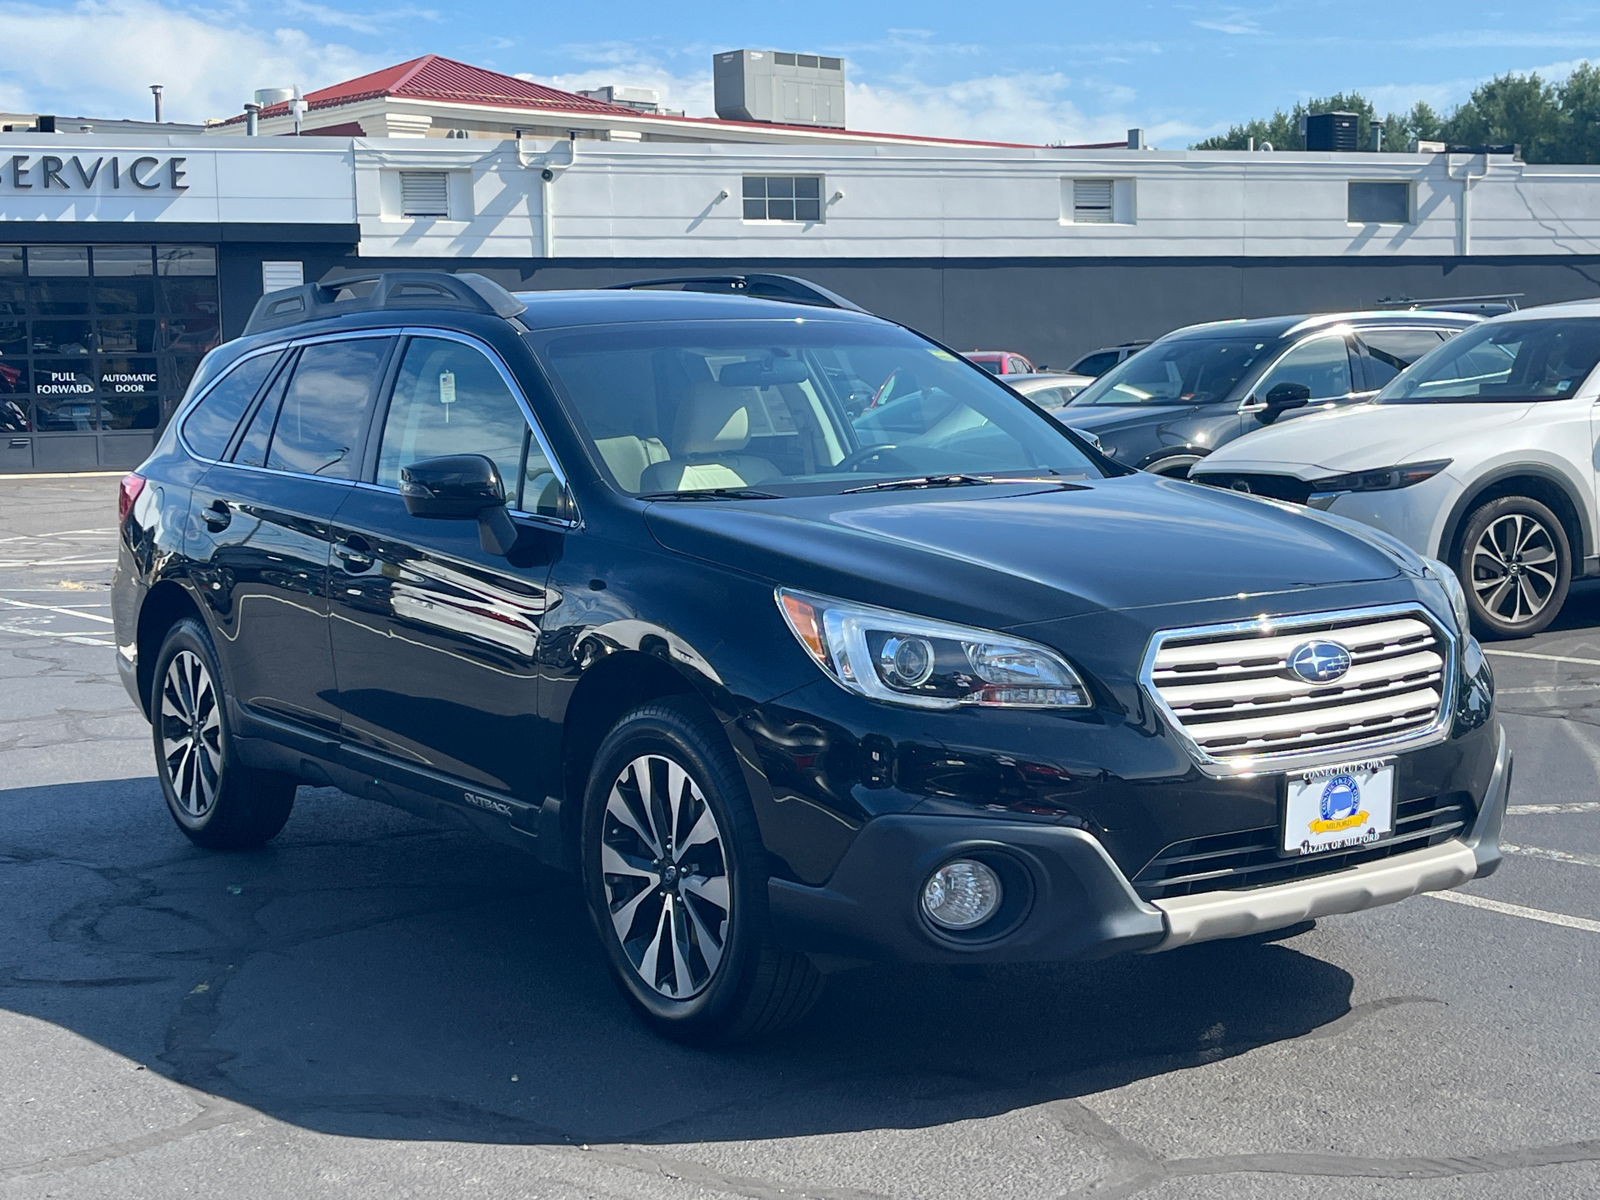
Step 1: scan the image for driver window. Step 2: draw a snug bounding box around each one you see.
[377,337,561,515]
[1253,335,1354,403]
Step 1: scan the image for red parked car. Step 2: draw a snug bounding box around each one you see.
[963,351,1035,375]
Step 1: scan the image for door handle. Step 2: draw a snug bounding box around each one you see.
[201,499,231,532]
[332,539,373,572]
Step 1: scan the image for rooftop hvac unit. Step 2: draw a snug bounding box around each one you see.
[714,50,846,128]
[1305,112,1360,152]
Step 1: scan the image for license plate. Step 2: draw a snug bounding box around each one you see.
[1283,761,1394,855]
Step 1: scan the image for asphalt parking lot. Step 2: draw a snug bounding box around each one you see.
[2,474,1599,1200]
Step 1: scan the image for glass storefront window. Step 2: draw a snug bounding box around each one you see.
[27,246,89,277]
[92,246,153,276]
[0,243,218,433]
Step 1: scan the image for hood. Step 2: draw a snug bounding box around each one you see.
[1193,401,1535,479]
[644,473,1404,628]
[1055,405,1189,435]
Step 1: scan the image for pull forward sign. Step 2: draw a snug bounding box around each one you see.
[5,155,188,191]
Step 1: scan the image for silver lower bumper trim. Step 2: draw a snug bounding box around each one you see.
[1148,839,1478,952]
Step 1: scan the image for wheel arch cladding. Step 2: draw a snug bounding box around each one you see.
[136,580,205,718]
[1442,469,1587,565]
[561,649,706,848]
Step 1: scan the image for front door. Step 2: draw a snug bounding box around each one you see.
[328,334,567,800]
[189,335,394,737]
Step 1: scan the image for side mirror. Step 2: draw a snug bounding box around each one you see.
[399,454,517,555]
[1259,382,1312,424]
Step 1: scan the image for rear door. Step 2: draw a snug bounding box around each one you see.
[327,332,568,803]
[1353,326,1452,394]
[189,333,394,740]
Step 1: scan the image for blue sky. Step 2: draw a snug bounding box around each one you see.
[2,0,1598,144]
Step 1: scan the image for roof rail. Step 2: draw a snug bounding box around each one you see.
[243,271,528,337]
[605,273,867,313]
[1375,293,1523,316]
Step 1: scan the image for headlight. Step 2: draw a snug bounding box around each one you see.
[1421,556,1470,634]
[776,589,1092,710]
[1310,459,1450,493]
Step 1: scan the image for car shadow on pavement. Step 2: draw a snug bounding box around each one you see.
[0,777,1356,1149]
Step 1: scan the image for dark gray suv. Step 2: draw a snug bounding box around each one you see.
[1064,312,1480,477]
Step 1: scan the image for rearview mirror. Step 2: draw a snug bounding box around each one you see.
[1259,382,1312,424]
[399,454,517,555]
[719,358,809,387]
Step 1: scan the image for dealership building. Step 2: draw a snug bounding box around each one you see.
[3,53,1600,472]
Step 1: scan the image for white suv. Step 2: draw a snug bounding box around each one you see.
[1190,302,1600,638]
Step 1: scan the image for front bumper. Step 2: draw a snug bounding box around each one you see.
[769,722,1511,963]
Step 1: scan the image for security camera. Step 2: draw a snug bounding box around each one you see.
[540,167,554,182]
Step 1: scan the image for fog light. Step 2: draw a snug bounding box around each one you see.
[921,859,1002,930]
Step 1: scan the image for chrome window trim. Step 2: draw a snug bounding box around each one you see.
[176,329,402,477]
[1138,602,1458,778]
[176,325,580,528]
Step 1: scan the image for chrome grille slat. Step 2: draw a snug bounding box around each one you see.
[1144,607,1453,772]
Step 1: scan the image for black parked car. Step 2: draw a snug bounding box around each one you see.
[113,272,1509,1044]
[1064,312,1480,477]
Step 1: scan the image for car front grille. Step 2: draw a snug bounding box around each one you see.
[1132,792,1475,901]
[1192,472,1316,504]
[1145,607,1451,772]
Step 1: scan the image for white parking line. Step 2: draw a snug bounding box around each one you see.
[1502,842,1600,869]
[0,558,118,568]
[1429,890,1600,934]
[0,624,113,647]
[1508,802,1600,815]
[1485,648,1600,667]
[0,597,114,624]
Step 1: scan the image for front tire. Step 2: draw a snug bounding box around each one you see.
[151,617,296,850]
[1456,495,1571,639]
[581,698,822,1045]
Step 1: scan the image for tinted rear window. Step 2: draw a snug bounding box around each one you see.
[264,338,390,478]
[181,352,281,459]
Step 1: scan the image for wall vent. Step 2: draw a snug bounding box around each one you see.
[1072,179,1115,224]
[400,171,450,218]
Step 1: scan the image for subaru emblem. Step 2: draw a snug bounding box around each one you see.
[1287,640,1351,684]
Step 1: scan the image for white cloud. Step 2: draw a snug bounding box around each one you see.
[0,0,382,123]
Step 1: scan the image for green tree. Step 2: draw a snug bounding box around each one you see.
[1191,69,1595,161]
[1441,73,1562,160]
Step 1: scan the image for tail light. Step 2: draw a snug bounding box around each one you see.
[118,473,146,524]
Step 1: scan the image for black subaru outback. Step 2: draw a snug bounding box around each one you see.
[113,271,1509,1043]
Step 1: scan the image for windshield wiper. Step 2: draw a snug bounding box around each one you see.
[842,472,1076,495]
[637,487,784,501]
[842,474,998,494]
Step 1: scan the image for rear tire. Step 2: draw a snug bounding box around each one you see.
[581,697,823,1045]
[1456,495,1570,639]
[151,617,296,850]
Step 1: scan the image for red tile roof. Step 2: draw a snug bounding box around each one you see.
[221,54,643,124]
[218,52,1050,148]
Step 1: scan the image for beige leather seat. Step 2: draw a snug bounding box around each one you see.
[637,382,781,493]
[594,435,670,492]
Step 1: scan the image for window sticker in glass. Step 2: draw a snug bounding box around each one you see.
[378,338,529,505]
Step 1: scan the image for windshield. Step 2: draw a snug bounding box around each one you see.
[1377,317,1600,404]
[532,320,1104,496]
[1069,336,1279,406]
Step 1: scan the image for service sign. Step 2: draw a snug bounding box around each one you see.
[3,154,188,192]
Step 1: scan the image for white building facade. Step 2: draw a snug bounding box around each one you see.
[1,130,1598,471]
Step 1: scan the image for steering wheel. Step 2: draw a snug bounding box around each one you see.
[835,444,903,472]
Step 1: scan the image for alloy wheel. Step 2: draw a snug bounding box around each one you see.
[159,650,222,818]
[600,754,731,999]
[1472,513,1559,626]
